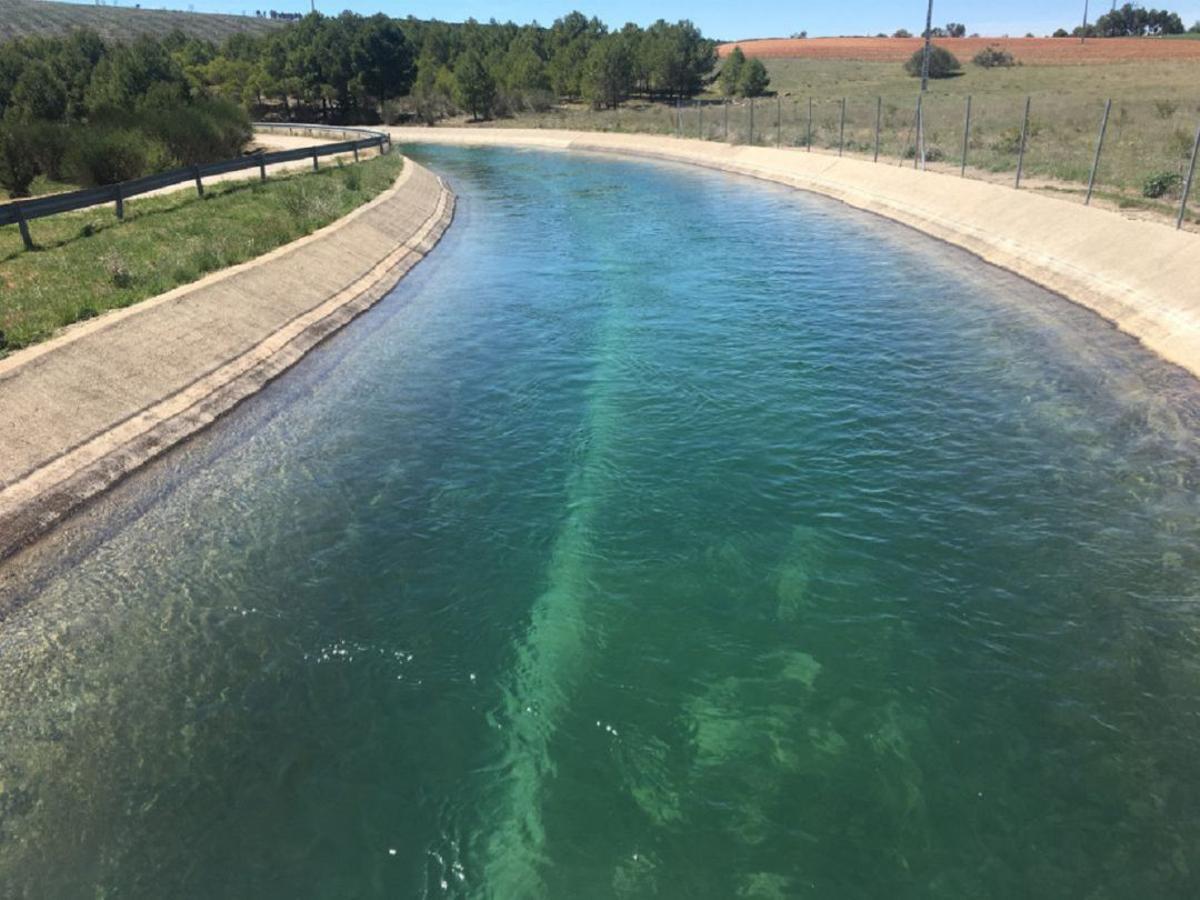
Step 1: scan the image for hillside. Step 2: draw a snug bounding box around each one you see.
[717,35,1200,64]
[0,0,287,44]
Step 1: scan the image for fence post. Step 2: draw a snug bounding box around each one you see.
[960,95,972,176]
[838,98,846,157]
[15,204,33,251]
[1015,96,1031,189]
[874,96,882,162]
[777,94,782,148]
[1085,99,1112,206]
[312,147,319,172]
[723,99,729,142]
[258,151,267,181]
[353,144,360,163]
[193,165,204,198]
[807,97,813,151]
[1178,122,1200,230]
[698,100,703,139]
[749,97,754,145]
[676,100,682,136]
[114,183,124,221]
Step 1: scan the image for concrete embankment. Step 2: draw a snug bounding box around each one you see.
[0,159,454,561]
[390,127,1200,382]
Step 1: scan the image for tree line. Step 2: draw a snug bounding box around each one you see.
[0,11,723,195]
[1054,4,1198,37]
[1,10,719,132]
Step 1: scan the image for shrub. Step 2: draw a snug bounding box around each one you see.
[973,45,1016,68]
[145,99,251,166]
[903,145,947,162]
[0,125,39,198]
[1143,172,1182,198]
[67,127,169,186]
[1053,28,1070,37]
[903,46,962,79]
[893,29,912,38]
[26,122,71,181]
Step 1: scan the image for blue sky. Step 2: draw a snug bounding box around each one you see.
[123,0,1200,40]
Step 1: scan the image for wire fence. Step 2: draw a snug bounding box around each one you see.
[0,123,390,251]
[594,93,1200,229]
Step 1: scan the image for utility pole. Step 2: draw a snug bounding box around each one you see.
[916,0,935,168]
[1081,0,1090,43]
[919,0,934,93]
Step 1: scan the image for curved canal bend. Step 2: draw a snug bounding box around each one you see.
[3,147,1200,897]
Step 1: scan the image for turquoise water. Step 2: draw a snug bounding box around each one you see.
[4,147,1200,897]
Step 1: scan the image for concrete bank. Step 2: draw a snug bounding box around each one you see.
[0,159,454,561]
[391,127,1200,380]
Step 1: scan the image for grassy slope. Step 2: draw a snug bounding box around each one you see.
[479,55,1199,200]
[0,152,402,355]
[0,0,284,43]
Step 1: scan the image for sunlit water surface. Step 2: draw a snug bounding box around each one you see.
[3,147,1200,898]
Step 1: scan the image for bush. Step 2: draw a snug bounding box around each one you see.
[1053,28,1070,37]
[903,45,962,78]
[903,145,947,162]
[67,127,171,186]
[26,122,71,181]
[0,125,39,198]
[893,29,912,38]
[145,99,251,166]
[1143,172,1182,198]
[973,45,1016,68]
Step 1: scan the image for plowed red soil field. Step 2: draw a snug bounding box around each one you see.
[717,36,1200,65]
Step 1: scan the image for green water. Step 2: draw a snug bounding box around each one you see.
[3,147,1200,898]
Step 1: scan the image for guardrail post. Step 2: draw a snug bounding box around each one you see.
[1015,96,1032,189]
[961,95,972,176]
[193,165,204,198]
[1179,122,1200,230]
[1085,99,1111,205]
[838,98,846,157]
[114,183,124,221]
[258,151,267,181]
[312,148,319,172]
[874,96,882,162]
[15,204,34,251]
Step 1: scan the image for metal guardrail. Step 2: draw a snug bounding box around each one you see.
[0,123,391,251]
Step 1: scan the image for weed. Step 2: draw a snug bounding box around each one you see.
[100,250,133,288]
[1143,171,1182,198]
[1153,99,1178,119]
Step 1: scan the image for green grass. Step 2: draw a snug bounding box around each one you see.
[476,57,1200,209]
[26,174,80,198]
[0,151,402,356]
[0,0,285,43]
